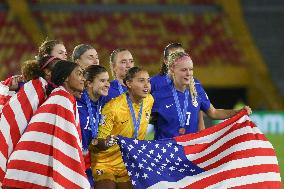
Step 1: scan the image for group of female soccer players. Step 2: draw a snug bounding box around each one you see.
[0,40,251,189]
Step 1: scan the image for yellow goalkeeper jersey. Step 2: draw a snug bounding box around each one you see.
[91,93,154,179]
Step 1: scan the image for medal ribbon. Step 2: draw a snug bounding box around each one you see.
[83,91,100,151]
[166,76,189,129]
[117,80,125,95]
[126,94,143,139]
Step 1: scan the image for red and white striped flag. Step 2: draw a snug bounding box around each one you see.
[2,86,90,189]
[118,110,282,189]
[0,77,16,113]
[0,77,47,185]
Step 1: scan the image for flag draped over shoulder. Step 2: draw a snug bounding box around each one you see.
[0,77,16,113]
[2,86,90,189]
[118,111,282,189]
[0,77,47,185]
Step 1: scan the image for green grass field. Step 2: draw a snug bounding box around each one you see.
[266,134,284,182]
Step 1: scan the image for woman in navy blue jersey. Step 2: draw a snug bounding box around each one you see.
[151,51,252,139]
[150,42,206,131]
[104,48,135,103]
[76,65,110,188]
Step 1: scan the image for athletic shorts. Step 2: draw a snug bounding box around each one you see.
[92,166,130,183]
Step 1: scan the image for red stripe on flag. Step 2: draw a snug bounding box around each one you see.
[190,133,268,165]
[6,160,84,189]
[0,168,4,185]
[34,104,75,124]
[26,122,79,149]
[32,79,46,106]
[17,85,34,121]
[49,90,76,105]
[15,140,86,176]
[3,178,50,189]
[2,105,20,148]
[2,77,12,86]
[0,94,10,103]
[203,148,277,170]
[183,164,280,189]
[7,160,52,177]
[53,170,86,189]
[175,110,253,142]
[228,181,283,189]
[183,121,259,155]
[183,123,263,155]
[0,132,8,159]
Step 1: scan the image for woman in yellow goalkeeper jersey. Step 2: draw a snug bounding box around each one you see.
[91,67,153,189]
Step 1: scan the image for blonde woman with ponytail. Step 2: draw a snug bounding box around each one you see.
[151,52,252,139]
[104,48,135,103]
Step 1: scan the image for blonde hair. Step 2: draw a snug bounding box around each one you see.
[168,52,198,106]
[109,48,128,78]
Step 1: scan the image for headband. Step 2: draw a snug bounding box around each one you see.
[40,56,58,70]
[170,55,192,68]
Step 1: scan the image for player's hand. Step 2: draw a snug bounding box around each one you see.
[105,135,117,148]
[91,138,98,146]
[243,106,252,115]
[9,75,23,91]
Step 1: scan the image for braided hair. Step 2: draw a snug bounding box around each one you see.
[167,51,198,106]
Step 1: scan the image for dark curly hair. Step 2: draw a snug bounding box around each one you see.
[21,60,44,81]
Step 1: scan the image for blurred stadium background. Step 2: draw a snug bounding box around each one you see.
[0,0,283,181]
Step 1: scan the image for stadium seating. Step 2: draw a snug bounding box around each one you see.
[28,0,217,5]
[0,11,36,77]
[31,10,245,73]
[1,1,245,78]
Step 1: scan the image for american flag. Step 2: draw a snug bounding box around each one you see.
[2,86,90,189]
[0,77,16,113]
[0,77,47,185]
[118,111,282,189]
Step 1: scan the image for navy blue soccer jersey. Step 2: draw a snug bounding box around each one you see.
[104,80,127,104]
[76,90,106,187]
[152,79,211,140]
[77,92,105,152]
[150,74,168,94]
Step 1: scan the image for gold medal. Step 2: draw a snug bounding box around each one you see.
[179,128,186,135]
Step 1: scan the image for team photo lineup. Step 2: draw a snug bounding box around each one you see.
[0,1,283,188]
[0,38,281,189]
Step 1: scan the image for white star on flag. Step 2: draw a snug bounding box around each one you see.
[142,173,148,179]
[134,139,138,144]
